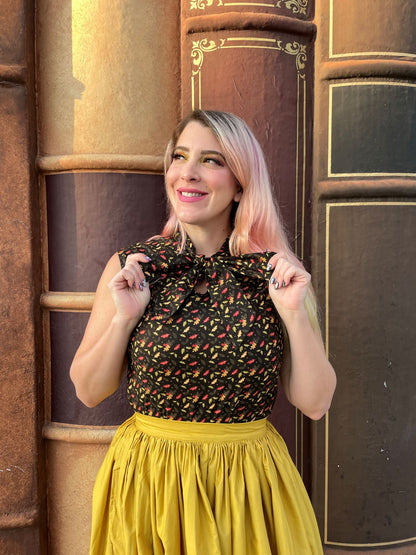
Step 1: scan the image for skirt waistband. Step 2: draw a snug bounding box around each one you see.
[134,412,268,442]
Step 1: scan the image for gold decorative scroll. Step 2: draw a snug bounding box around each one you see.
[277,0,307,15]
[191,37,307,84]
[191,37,307,97]
[191,0,222,8]
[277,39,307,75]
[191,38,226,75]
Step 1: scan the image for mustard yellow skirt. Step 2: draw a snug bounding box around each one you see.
[90,413,323,555]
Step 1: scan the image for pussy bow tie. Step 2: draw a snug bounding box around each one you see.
[121,235,276,339]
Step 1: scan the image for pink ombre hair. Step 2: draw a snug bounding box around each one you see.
[162,110,292,257]
[162,110,319,328]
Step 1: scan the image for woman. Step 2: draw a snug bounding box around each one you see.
[70,110,336,554]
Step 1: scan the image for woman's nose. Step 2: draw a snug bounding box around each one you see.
[181,160,200,182]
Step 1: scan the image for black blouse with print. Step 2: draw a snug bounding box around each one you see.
[118,233,284,423]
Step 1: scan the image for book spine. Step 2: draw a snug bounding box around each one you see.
[313,0,416,551]
[181,1,317,479]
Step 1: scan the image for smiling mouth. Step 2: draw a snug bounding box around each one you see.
[177,189,208,201]
[181,191,205,197]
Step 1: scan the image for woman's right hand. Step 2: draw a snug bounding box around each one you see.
[108,252,151,326]
[70,251,152,407]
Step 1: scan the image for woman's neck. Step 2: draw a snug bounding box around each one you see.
[183,224,230,257]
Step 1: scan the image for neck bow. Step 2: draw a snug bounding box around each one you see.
[129,234,276,341]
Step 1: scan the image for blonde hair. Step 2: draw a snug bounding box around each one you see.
[162,110,319,329]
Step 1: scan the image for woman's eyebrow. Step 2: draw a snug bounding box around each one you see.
[200,150,226,160]
[174,145,225,159]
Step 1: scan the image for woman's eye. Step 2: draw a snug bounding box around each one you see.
[203,157,222,166]
[172,152,185,161]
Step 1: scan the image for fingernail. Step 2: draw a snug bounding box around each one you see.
[270,276,276,284]
[274,281,279,290]
[142,279,148,287]
[266,263,272,271]
[136,282,143,291]
[145,256,151,261]
[282,280,286,288]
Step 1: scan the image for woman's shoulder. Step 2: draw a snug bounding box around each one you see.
[118,234,179,265]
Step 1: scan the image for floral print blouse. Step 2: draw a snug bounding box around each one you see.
[118,233,284,423]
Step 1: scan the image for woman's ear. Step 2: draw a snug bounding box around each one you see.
[234,184,243,203]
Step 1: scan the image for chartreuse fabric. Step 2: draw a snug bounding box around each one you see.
[90,235,323,554]
[90,414,323,554]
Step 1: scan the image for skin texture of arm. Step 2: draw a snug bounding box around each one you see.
[268,254,336,420]
[69,251,150,407]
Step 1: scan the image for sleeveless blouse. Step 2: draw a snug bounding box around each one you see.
[118,234,284,423]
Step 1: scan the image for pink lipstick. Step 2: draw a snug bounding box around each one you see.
[177,188,208,203]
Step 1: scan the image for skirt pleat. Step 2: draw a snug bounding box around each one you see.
[90,413,323,555]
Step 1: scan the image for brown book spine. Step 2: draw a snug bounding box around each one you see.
[0,1,46,553]
[313,0,416,551]
[35,3,180,552]
[181,2,317,482]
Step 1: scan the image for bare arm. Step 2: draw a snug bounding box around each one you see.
[70,252,150,407]
[268,255,336,420]
[278,315,336,420]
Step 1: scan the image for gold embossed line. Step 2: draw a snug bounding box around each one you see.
[324,201,416,548]
[190,0,308,16]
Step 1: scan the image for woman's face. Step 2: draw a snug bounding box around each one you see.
[166,121,242,234]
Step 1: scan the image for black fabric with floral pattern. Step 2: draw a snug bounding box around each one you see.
[118,233,284,423]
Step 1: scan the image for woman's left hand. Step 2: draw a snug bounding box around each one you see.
[267,254,311,317]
